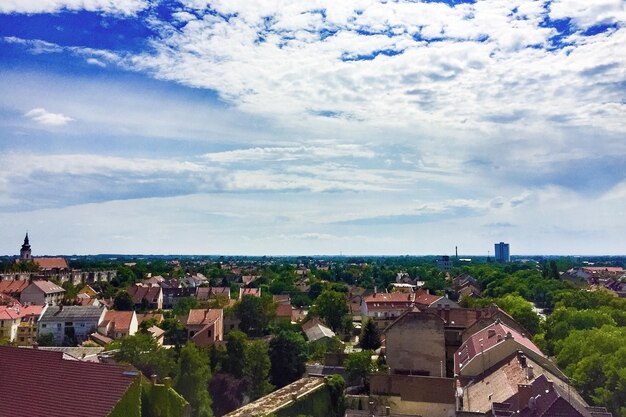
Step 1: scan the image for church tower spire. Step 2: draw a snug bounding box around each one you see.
[20,233,32,260]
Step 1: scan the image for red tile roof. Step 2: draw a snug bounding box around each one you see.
[33,257,69,270]
[413,289,443,307]
[104,310,134,333]
[30,280,65,294]
[185,308,222,326]
[0,346,139,417]
[196,287,230,300]
[0,279,29,295]
[239,287,261,299]
[455,321,543,375]
[0,304,44,320]
[127,285,161,304]
[276,303,293,318]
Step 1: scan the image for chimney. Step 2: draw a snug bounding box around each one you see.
[151,374,158,385]
[488,329,496,338]
[517,384,533,410]
[163,377,172,388]
[374,286,377,294]
[526,365,534,380]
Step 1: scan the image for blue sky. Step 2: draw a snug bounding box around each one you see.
[0,0,625,255]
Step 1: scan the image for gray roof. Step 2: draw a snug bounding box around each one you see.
[40,306,105,322]
[304,322,335,342]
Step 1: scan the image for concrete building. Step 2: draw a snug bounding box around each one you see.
[0,304,46,343]
[20,280,65,306]
[384,310,446,377]
[39,305,106,345]
[494,242,510,263]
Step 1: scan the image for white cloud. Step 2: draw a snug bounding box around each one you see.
[24,108,73,126]
[0,0,148,15]
[549,0,626,29]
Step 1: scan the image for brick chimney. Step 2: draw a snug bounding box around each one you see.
[517,383,533,411]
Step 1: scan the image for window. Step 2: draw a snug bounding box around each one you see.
[41,324,47,328]
[80,323,85,327]
[208,330,212,337]
[19,337,24,342]
[57,323,62,328]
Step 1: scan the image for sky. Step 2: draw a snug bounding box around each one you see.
[0,0,625,256]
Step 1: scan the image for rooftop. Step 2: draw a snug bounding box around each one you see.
[40,305,105,322]
[29,280,65,294]
[33,257,69,270]
[0,346,139,417]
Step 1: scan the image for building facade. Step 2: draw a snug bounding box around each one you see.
[494,242,510,263]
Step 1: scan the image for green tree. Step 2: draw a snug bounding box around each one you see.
[344,350,374,387]
[245,340,273,400]
[113,291,134,311]
[175,343,213,417]
[269,330,307,388]
[37,333,55,347]
[495,294,540,335]
[112,333,176,378]
[173,297,200,317]
[325,375,346,417]
[312,290,348,332]
[236,295,271,336]
[223,330,247,378]
[359,319,381,350]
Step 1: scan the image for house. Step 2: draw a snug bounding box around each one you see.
[78,285,98,298]
[414,289,458,310]
[272,294,291,305]
[457,350,611,417]
[239,287,261,300]
[16,304,47,346]
[1,304,46,343]
[182,273,208,288]
[384,310,446,377]
[196,286,231,302]
[20,280,65,306]
[454,320,563,378]
[127,284,163,310]
[302,317,335,343]
[0,279,30,298]
[276,303,294,322]
[182,308,224,347]
[98,310,138,339]
[360,291,415,329]
[0,346,143,417]
[39,305,106,345]
[136,312,164,327]
[147,325,165,346]
[162,286,195,309]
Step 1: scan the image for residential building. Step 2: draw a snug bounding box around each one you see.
[384,310,446,377]
[455,320,562,378]
[239,287,261,300]
[0,279,29,298]
[98,310,138,339]
[196,286,231,302]
[39,305,106,345]
[494,242,510,263]
[302,317,336,343]
[162,286,195,309]
[436,255,453,271]
[16,304,47,346]
[127,284,163,310]
[20,280,65,306]
[182,308,223,347]
[360,291,415,329]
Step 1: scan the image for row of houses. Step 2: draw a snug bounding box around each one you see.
[367,306,612,417]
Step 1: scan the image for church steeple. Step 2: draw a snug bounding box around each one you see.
[20,233,32,260]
